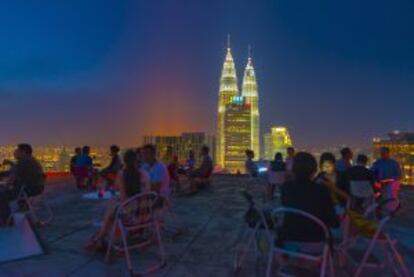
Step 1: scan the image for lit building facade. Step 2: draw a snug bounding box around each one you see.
[241,53,260,160]
[373,131,414,185]
[223,96,251,173]
[216,43,239,167]
[143,132,215,164]
[263,127,293,160]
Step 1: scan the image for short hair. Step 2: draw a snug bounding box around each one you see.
[142,144,156,154]
[75,147,81,153]
[110,145,120,153]
[293,152,317,181]
[18,143,33,155]
[82,145,90,154]
[380,147,390,153]
[320,152,336,168]
[340,147,352,157]
[287,147,295,152]
[357,154,368,164]
[202,145,209,154]
[275,152,283,161]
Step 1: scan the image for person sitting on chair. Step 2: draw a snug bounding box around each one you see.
[74,145,93,189]
[0,144,45,226]
[100,145,122,190]
[189,146,213,193]
[280,152,339,243]
[85,150,149,251]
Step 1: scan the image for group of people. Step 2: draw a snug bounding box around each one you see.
[0,144,45,226]
[246,146,402,242]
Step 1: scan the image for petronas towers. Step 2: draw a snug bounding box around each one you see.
[216,38,260,172]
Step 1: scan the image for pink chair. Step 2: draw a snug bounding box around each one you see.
[105,192,166,276]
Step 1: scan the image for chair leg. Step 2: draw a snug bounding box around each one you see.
[328,252,335,277]
[154,221,166,264]
[234,228,257,271]
[265,248,274,277]
[354,232,381,277]
[381,241,400,276]
[320,247,328,277]
[386,235,410,277]
[120,225,133,274]
[105,221,117,262]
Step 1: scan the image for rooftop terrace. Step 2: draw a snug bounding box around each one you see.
[0,175,413,276]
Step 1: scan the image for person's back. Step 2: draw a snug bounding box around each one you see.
[372,158,401,181]
[280,152,338,242]
[268,159,286,184]
[15,156,45,196]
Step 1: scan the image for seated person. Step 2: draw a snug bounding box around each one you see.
[85,150,149,251]
[315,152,349,215]
[74,146,93,189]
[70,147,81,176]
[141,144,171,206]
[167,155,180,192]
[280,152,339,243]
[346,154,375,211]
[0,144,45,226]
[189,146,213,192]
[245,150,258,178]
[100,145,122,189]
[267,152,286,200]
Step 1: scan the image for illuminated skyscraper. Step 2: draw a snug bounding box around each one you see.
[263,127,293,160]
[241,48,260,159]
[224,96,251,173]
[216,37,239,167]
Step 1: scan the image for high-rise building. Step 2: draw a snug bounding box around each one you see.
[143,132,215,164]
[263,127,293,160]
[223,96,251,173]
[241,49,260,160]
[216,39,239,167]
[373,131,414,185]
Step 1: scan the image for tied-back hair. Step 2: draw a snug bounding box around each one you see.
[122,150,141,198]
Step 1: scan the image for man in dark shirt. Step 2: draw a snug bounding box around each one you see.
[100,145,122,189]
[0,144,45,225]
[190,146,213,192]
[280,152,338,242]
[346,154,375,188]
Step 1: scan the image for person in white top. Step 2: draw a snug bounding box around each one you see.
[141,144,171,199]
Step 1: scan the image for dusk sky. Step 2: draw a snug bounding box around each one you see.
[1,0,413,148]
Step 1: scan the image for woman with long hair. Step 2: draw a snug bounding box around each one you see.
[85,149,149,251]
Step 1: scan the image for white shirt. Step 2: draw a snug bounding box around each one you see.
[142,161,171,198]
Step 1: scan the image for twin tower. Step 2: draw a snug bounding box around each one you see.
[216,40,260,172]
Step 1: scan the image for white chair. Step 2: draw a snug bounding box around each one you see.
[105,192,166,276]
[265,207,335,277]
[14,184,53,225]
[352,199,410,277]
[349,181,375,214]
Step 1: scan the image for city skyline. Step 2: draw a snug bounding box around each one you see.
[1,1,413,148]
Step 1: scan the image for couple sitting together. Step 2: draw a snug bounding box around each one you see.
[85,144,170,251]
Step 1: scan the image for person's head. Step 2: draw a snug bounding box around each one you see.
[15,143,33,160]
[274,152,283,162]
[110,145,120,156]
[142,144,157,164]
[122,150,141,197]
[380,147,390,160]
[201,146,209,156]
[74,147,81,155]
[287,147,295,158]
[320,152,336,174]
[82,146,90,155]
[340,147,353,161]
[356,154,368,166]
[172,155,178,163]
[245,150,254,159]
[293,152,317,181]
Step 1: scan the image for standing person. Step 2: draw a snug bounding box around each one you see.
[100,145,122,190]
[189,146,213,193]
[141,144,170,206]
[74,146,93,189]
[267,152,286,200]
[185,150,196,172]
[85,150,149,251]
[136,147,142,169]
[280,152,339,242]
[162,145,174,165]
[245,150,258,177]
[336,147,353,172]
[371,147,402,210]
[70,147,81,176]
[167,155,180,193]
[315,152,349,215]
[0,144,45,226]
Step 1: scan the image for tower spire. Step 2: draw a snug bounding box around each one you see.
[248,44,252,59]
[227,34,231,50]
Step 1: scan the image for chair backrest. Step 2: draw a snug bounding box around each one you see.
[350,181,374,198]
[117,192,158,226]
[267,207,331,243]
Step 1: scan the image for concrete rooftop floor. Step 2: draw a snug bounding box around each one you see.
[0,175,413,277]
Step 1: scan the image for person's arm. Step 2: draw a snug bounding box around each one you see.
[320,186,339,228]
[322,178,349,202]
[394,161,402,181]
